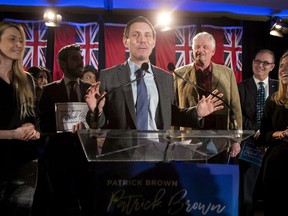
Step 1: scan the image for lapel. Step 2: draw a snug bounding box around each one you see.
[153,65,171,128]
[79,81,90,102]
[153,65,165,105]
[247,78,257,106]
[268,79,278,95]
[118,62,137,124]
[211,63,222,90]
[58,79,70,102]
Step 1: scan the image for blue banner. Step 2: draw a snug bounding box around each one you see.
[92,162,239,216]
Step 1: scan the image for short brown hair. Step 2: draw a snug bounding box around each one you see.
[57,44,81,62]
[123,16,156,39]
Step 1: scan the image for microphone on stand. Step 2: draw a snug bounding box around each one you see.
[93,62,149,121]
[167,63,238,131]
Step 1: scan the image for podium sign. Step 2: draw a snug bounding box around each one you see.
[78,129,254,216]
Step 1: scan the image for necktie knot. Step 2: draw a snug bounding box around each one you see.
[258,81,264,87]
[135,69,143,78]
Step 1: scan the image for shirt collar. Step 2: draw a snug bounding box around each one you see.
[194,62,213,73]
[253,76,268,86]
[63,76,80,86]
[127,59,153,75]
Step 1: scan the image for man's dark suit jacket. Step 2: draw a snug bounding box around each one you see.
[37,78,91,214]
[238,77,278,130]
[88,61,203,130]
[237,77,278,216]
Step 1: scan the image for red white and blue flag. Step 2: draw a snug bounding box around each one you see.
[75,23,99,69]
[4,19,242,82]
[155,25,243,82]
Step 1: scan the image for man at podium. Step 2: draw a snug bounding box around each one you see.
[85,16,224,133]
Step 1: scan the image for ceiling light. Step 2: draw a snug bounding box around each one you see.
[43,10,62,27]
[270,29,283,37]
[270,17,288,38]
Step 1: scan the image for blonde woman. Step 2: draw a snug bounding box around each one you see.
[258,50,288,216]
[0,22,40,215]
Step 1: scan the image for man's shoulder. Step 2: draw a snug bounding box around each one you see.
[212,62,232,72]
[100,62,127,75]
[46,79,62,86]
[152,65,170,74]
[269,78,279,84]
[175,63,193,71]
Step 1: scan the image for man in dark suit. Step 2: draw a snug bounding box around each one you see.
[237,49,278,216]
[85,16,224,135]
[34,44,91,216]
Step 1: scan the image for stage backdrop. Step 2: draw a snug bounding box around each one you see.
[5,19,242,82]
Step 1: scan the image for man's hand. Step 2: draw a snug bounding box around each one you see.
[85,81,106,113]
[196,89,224,117]
[71,122,86,134]
[230,142,241,157]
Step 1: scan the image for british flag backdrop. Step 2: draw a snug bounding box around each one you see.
[53,22,99,80]
[155,25,243,82]
[4,19,48,70]
[3,19,242,82]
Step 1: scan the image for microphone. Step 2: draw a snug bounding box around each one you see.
[168,63,238,131]
[93,62,149,120]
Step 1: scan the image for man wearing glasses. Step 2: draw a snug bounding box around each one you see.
[237,49,278,216]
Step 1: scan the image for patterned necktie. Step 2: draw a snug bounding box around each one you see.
[69,81,79,102]
[135,69,148,130]
[256,81,265,128]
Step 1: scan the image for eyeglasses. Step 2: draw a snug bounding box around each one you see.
[253,59,274,67]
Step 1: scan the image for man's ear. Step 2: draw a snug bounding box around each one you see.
[211,49,216,56]
[58,60,65,72]
[123,37,128,48]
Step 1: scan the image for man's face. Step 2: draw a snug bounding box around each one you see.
[62,49,84,79]
[252,52,275,80]
[123,22,155,65]
[193,37,215,67]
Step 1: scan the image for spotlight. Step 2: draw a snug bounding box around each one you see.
[270,17,288,38]
[156,11,174,32]
[270,29,283,37]
[43,10,62,27]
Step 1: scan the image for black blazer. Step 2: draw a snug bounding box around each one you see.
[88,61,203,130]
[238,77,278,130]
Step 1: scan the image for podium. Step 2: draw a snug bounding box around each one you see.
[77,129,254,216]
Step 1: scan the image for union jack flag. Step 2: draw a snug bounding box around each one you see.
[223,28,243,82]
[4,19,48,70]
[75,22,99,70]
[175,25,197,68]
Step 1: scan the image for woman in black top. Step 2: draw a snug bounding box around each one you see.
[0,21,40,215]
[258,50,288,216]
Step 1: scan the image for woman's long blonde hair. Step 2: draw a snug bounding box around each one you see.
[271,50,288,109]
[0,22,35,119]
